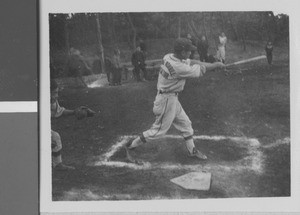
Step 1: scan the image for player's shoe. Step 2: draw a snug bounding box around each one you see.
[124,138,143,165]
[188,148,207,160]
[54,163,75,170]
[125,138,134,148]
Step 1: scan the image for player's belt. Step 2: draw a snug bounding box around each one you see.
[158,90,179,96]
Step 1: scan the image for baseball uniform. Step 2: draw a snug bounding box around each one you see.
[127,39,208,160]
[142,53,206,142]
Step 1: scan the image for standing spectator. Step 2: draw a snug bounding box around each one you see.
[218,32,227,63]
[186,33,197,59]
[131,46,147,81]
[265,41,273,65]
[138,38,148,80]
[112,48,122,85]
[138,39,147,52]
[104,57,113,85]
[65,48,92,87]
[138,39,148,80]
[197,35,209,62]
[122,66,129,81]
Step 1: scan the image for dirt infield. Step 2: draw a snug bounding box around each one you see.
[52,59,290,200]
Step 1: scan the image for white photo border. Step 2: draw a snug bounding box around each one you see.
[40,0,300,213]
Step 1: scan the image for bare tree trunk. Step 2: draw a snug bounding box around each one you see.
[260,12,266,41]
[126,13,137,50]
[178,16,181,38]
[79,15,87,46]
[187,22,193,36]
[228,14,239,41]
[126,28,132,49]
[190,19,200,39]
[63,17,71,77]
[269,11,279,44]
[209,12,217,50]
[155,27,159,39]
[64,20,70,55]
[111,14,117,43]
[219,12,226,33]
[202,13,207,38]
[96,14,105,74]
[240,29,246,51]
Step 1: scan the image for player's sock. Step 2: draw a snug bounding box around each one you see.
[184,136,195,154]
[128,135,146,149]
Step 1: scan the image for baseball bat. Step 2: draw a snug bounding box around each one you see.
[225,55,266,67]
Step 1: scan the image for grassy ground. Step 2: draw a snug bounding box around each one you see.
[51,42,290,200]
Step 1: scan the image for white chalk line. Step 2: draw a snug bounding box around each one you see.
[94,160,205,171]
[262,137,290,149]
[90,134,267,173]
[100,135,135,162]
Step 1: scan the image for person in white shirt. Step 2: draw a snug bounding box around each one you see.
[218,32,227,63]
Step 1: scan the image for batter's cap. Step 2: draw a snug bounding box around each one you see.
[174,38,197,52]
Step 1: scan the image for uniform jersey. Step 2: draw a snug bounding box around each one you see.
[141,53,207,143]
[112,55,121,68]
[51,100,65,118]
[219,36,227,47]
[265,45,273,55]
[157,53,206,93]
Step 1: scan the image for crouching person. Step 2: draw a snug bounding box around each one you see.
[51,79,76,170]
[51,79,96,170]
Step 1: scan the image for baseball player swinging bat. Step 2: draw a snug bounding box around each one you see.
[225,55,266,67]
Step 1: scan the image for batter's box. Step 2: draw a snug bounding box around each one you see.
[92,135,264,174]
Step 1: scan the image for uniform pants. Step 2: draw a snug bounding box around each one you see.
[199,52,208,62]
[51,130,62,167]
[267,54,273,65]
[113,68,122,84]
[143,93,194,142]
[133,65,147,81]
[218,46,226,63]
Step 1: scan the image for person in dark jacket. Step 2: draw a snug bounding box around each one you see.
[65,48,92,87]
[138,39,147,52]
[186,34,197,59]
[112,48,122,85]
[197,35,209,62]
[265,41,273,65]
[131,46,147,81]
[105,57,114,85]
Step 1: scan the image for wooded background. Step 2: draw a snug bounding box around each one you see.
[49,12,289,78]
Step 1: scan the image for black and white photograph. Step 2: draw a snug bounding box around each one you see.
[40,0,300,213]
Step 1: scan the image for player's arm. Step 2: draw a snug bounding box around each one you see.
[80,56,92,72]
[173,62,206,79]
[190,59,225,72]
[62,109,75,116]
[56,106,95,120]
[52,100,74,118]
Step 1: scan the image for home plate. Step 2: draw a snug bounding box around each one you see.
[170,172,212,191]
